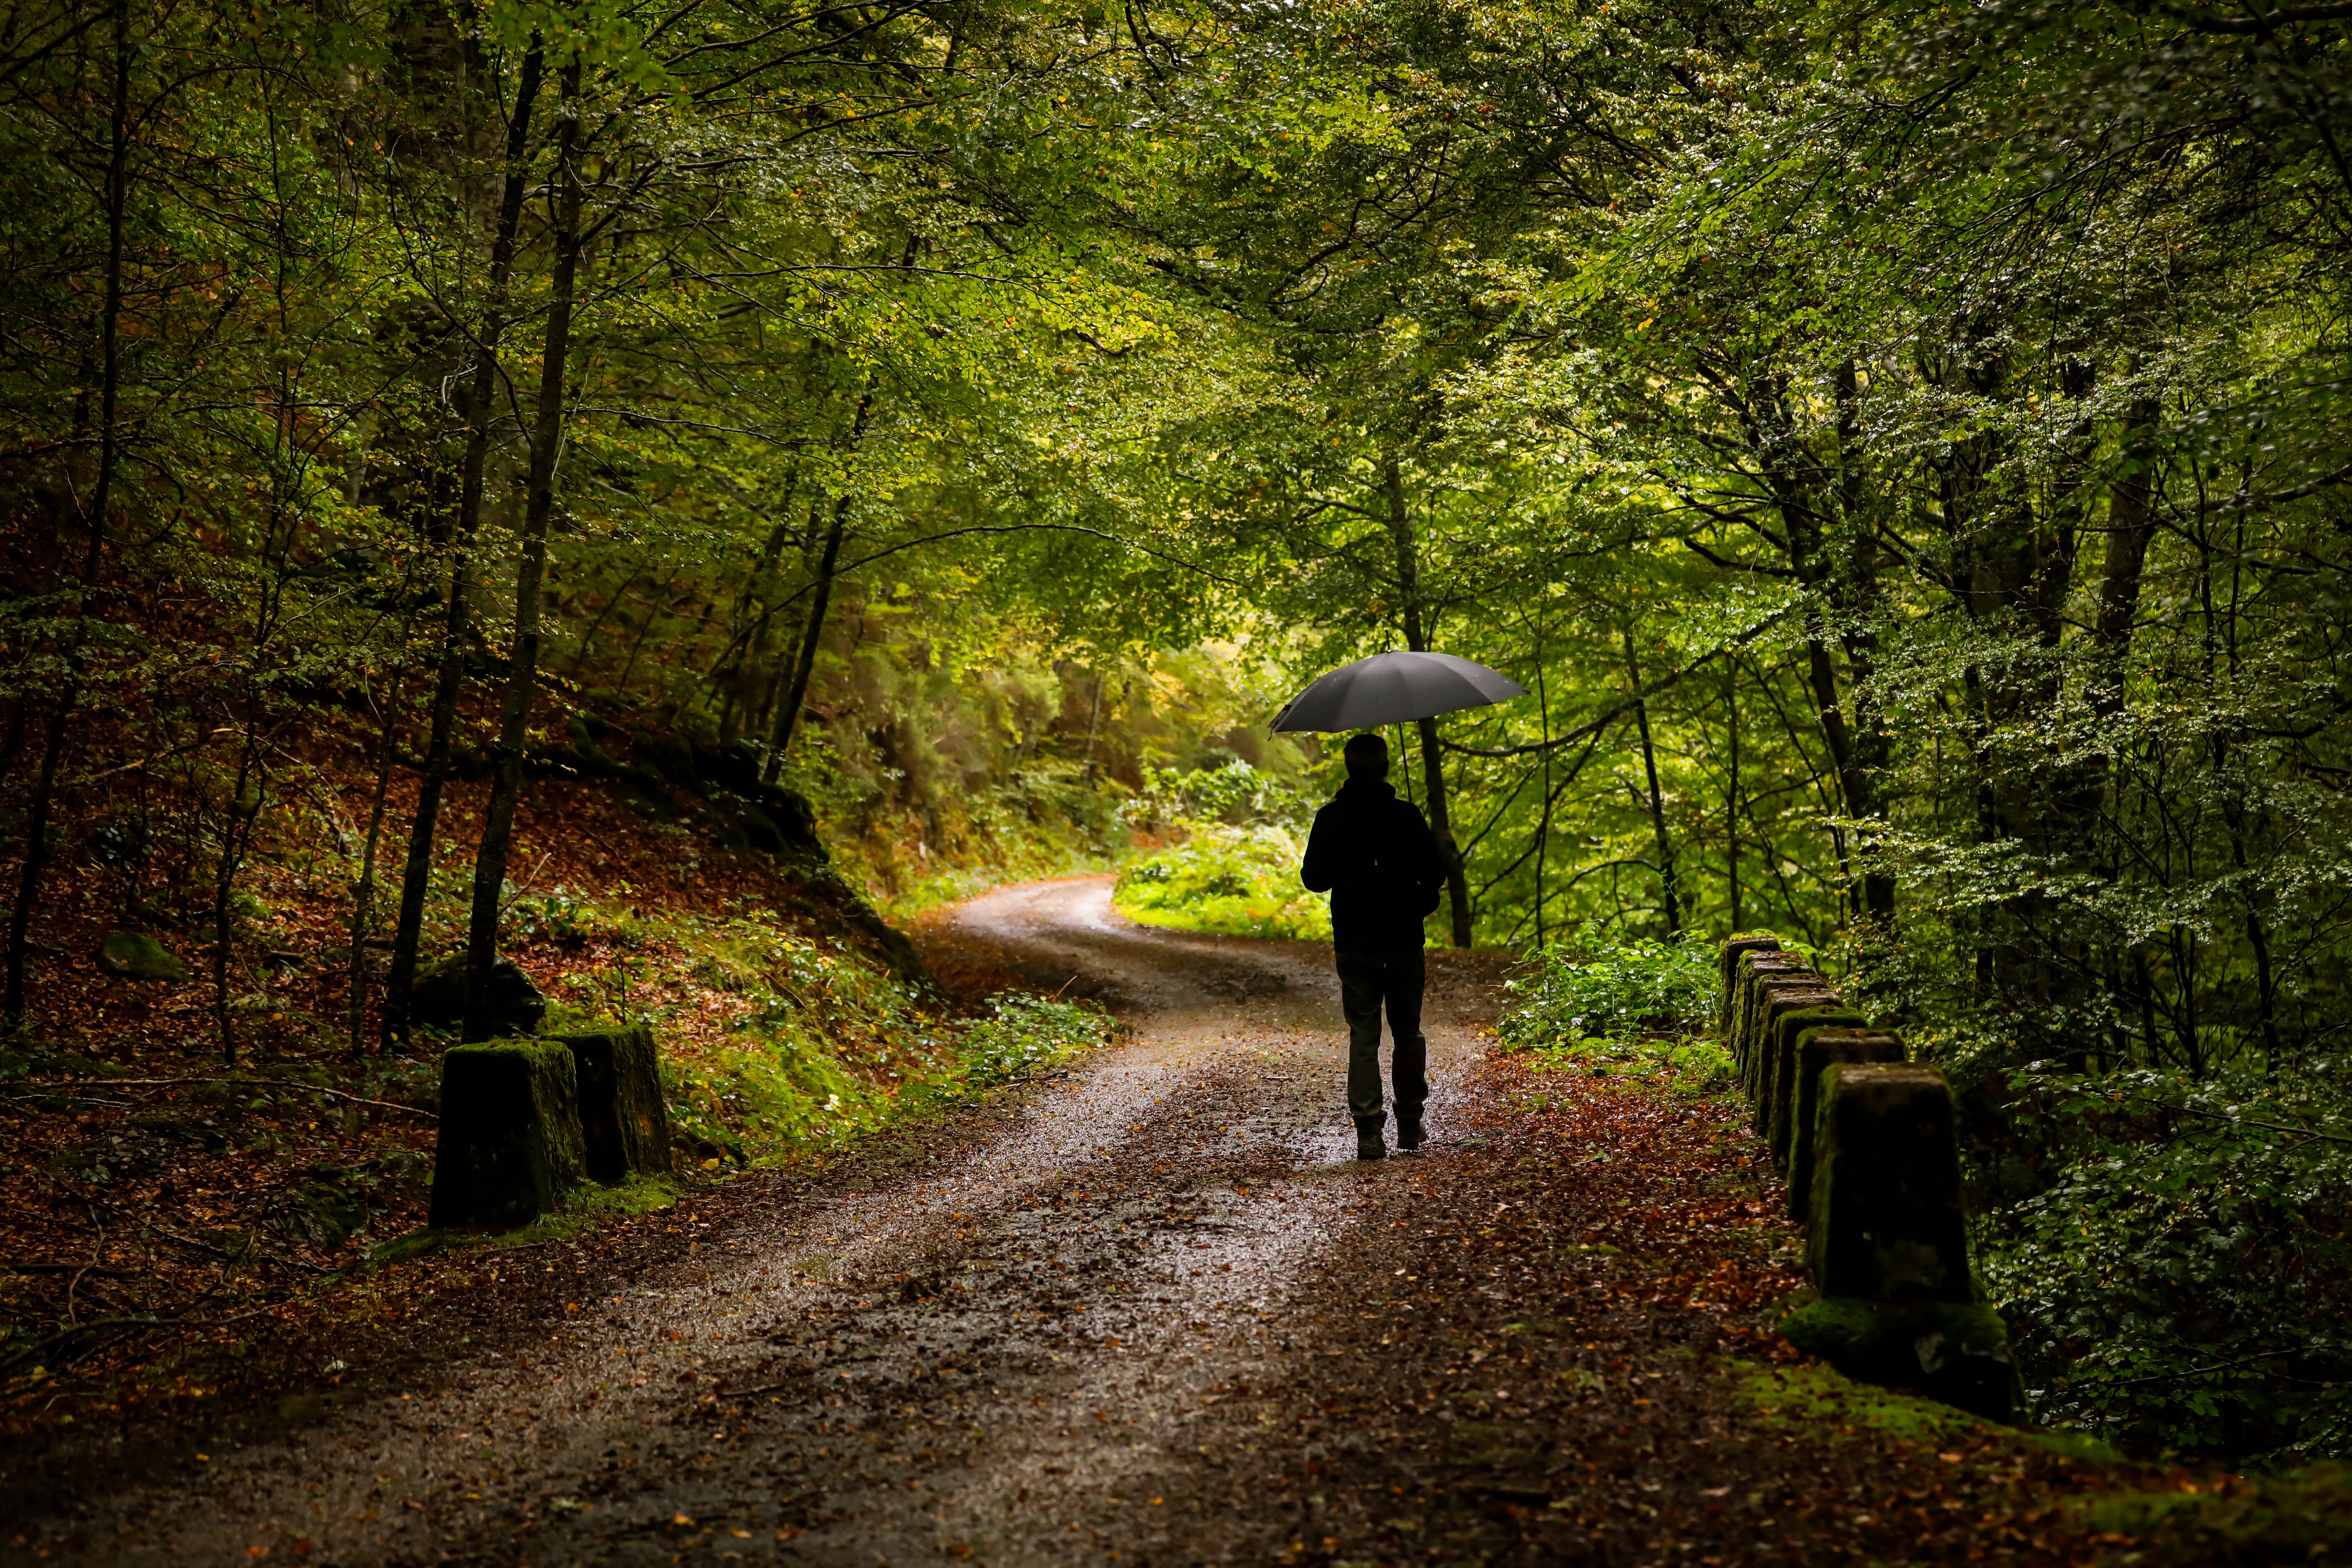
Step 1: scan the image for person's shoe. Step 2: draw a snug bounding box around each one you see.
[1353,1115,1387,1162]
[1396,1107,1425,1152]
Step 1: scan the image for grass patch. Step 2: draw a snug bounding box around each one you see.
[1113,820,1330,942]
[503,890,1116,1168]
[1495,929,1732,1095]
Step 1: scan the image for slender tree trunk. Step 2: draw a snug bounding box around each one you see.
[382,41,544,1047]
[1726,655,1741,931]
[2092,397,2165,700]
[211,728,264,1067]
[769,491,851,764]
[1829,358,1894,926]
[1533,622,1551,947]
[1624,631,1681,934]
[463,60,582,1042]
[348,656,407,1056]
[5,3,130,1031]
[1382,456,1470,945]
[0,698,25,782]
[765,388,878,778]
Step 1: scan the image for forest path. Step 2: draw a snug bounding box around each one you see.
[7,879,2114,1567]
[7,881,1498,1566]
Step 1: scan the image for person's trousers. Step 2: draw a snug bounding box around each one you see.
[1336,948,1427,1123]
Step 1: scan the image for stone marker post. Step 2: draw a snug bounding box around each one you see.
[556,1024,674,1181]
[1745,985,1841,1109]
[1782,1027,1904,1217]
[1787,1061,2016,1419]
[1805,1062,1972,1301]
[427,1040,587,1228]
[1718,935,1781,1030]
[1760,1005,1870,1161]
[1732,958,1813,1070]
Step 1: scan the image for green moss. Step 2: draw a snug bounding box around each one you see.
[2071,1465,2352,1563]
[1739,1361,1991,1444]
[1778,1293,2020,1420]
[97,931,189,982]
[368,1173,682,1265]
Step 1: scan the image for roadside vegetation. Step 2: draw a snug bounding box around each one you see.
[1110,759,1331,941]
[1495,930,1736,1098]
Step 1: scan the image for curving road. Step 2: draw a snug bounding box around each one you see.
[9,878,1506,1566]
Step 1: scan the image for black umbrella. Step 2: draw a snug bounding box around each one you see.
[1269,651,1527,733]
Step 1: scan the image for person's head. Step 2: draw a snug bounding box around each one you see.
[1342,732,1390,781]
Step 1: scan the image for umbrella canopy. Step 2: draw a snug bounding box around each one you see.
[1270,650,1527,733]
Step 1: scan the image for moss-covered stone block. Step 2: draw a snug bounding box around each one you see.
[1717,934,1781,1028]
[97,931,188,982]
[1744,985,1841,1111]
[1806,1063,1973,1304]
[1785,1028,1906,1219]
[1779,1295,2018,1420]
[408,955,548,1036]
[427,1041,585,1228]
[1760,1007,1871,1160]
[1731,956,1814,1069]
[555,1024,672,1182]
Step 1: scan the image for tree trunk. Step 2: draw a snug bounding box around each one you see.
[2092,396,2165,697]
[1624,631,1681,934]
[1831,359,1895,927]
[769,490,851,763]
[463,59,582,1043]
[766,388,877,776]
[5,2,130,1031]
[349,656,408,1056]
[382,40,544,1047]
[212,726,263,1066]
[1725,655,1741,930]
[1382,456,1470,946]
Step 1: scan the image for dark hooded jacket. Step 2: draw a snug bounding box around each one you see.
[1299,778,1446,954]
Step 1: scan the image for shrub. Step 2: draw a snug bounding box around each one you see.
[1495,926,1720,1049]
[1112,820,1332,942]
[1977,1064,2352,1465]
[961,991,1115,1084]
[1493,929,1732,1096]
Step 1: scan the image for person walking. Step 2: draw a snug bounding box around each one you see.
[1299,732,1447,1161]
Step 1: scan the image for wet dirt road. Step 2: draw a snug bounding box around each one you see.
[12,878,1507,1566]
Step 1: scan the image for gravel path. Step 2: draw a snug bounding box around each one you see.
[5,878,1508,1566]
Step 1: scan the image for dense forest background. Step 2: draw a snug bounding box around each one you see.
[4,0,2349,1465]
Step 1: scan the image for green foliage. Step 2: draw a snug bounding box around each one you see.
[1496,929,1720,1050]
[959,992,1115,1086]
[1113,821,1332,942]
[1976,1066,2352,1466]
[1493,930,1730,1095]
[1122,757,1314,831]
